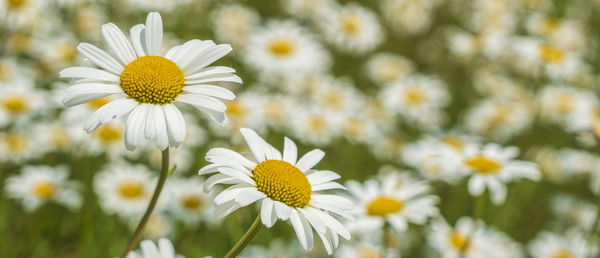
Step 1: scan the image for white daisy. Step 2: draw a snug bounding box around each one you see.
[428,216,522,258]
[319,4,384,54]
[464,98,535,141]
[94,163,160,218]
[402,137,464,183]
[199,128,352,254]
[5,165,82,212]
[345,172,439,234]
[0,127,45,163]
[528,228,592,258]
[461,143,541,204]
[212,4,260,49]
[244,20,331,78]
[366,53,414,86]
[379,75,450,129]
[0,77,45,127]
[59,12,241,151]
[164,177,217,225]
[127,238,182,258]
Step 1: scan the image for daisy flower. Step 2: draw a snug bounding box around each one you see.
[244,20,331,78]
[5,165,82,212]
[528,228,592,258]
[212,4,260,49]
[127,238,182,258]
[0,78,45,127]
[379,75,450,129]
[428,216,522,258]
[94,163,160,218]
[60,12,241,151]
[345,172,439,234]
[164,177,217,225]
[366,53,414,86]
[199,128,352,254]
[319,4,384,54]
[461,143,541,204]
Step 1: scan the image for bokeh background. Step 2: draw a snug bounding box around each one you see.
[1,0,600,257]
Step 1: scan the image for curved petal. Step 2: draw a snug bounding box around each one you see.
[77,43,124,74]
[59,67,120,82]
[144,12,163,56]
[163,104,186,146]
[84,97,137,132]
[296,149,325,173]
[102,23,137,64]
[130,24,146,57]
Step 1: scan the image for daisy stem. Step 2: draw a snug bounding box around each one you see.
[120,148,170,258]
[588,196,600,257]
[382,221,390,257]
[472,194,486,221]
[225,214,263,258]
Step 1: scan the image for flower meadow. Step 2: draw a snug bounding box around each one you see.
[1,0,600,257]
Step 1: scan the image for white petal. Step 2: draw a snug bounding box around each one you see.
[214,186,254,205]
[175,94,226,112]
[317,232,333,255]
[144,104,157,140]
[311,182,345,192]
[204,174,242,191]
[154,105,169,150]
[182,85,236,100]
[261,199,276,227]
[214,200,240,219]
[298,208,326,234]
[289,209,313,250]
[282,137,298,165]
[468,176,486,196]
[144,12,163,56]
[84,97,137,132]
[184,66,236,80]
[140,240,159,257]
[311,208,350,239]
[163,104,186,146]
[235,190,266,207]
[184,74,242,85]
[59,67,120,82]
[184,44,233,74]
[130,24,146,57]
[169,40,214,68]
[240,128,267,163]
[63,83,122,107]
[306,170,341,186]
[206,147,257,169]
[274,201,292,220]
[198,107,228,126]
[157,239,175,258]
[295,149,325,172]
[77,43,124,74]
[102,23,137,65]
[124,105,148,150]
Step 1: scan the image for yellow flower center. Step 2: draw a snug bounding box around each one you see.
[2,94,29,114]
[180,195,204,210]
[50,129,71,149]
[7,33,30,53]
[542,18,560,35]
[0,63,11,81]
[6,0,26,8]
[539,45,564,64]
[226,101,247,117]
[367,196,404,216]
[379,62,404,83]
[86,96,111,109]
[253,160,312,208]
[552,249,575,258]
[448,231,469,251]
[404,87,425,105]
[268,38,295,57]
[357,247,382,258]
[340,14,361,35]
[308,116,327,133]
[265,100,284,120]
[464,155,502,174]
[32,181,56,199]
[556,93,574,114]
[94,124,123,144]
[4,133,27,153]
[441,136,466,151]
[118,181,144,199]
[120,56,184,104]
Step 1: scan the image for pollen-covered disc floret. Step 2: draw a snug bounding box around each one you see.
[253,160,311,207]
[120,56,184,104]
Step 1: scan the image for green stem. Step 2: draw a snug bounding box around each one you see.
[472,194,486,221]
[588,196,600,258]
[120,148,170,258]
[225,214,263,258]
[382,221,390,257]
